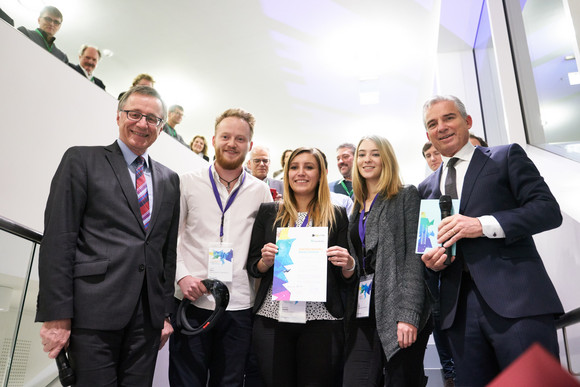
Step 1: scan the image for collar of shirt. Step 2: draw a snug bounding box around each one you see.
[79,65,92,78]
[36,28,55,45]
[440,142,475,198]
[117,138,150,168]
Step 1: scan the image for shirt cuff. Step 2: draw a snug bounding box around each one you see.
[478,215,506,238]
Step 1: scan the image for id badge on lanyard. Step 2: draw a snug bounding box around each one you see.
[208,242,234,282]
[357,274,374,318]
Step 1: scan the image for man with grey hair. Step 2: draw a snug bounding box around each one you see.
[418,94,563,385]
[37,85,179,385]
[17,5,68,63]
[247,145,284,200]
[328,143,355,198]
[69,45,106,90]
[163,105,188,147]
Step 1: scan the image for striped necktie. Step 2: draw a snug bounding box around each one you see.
[134,156,150,229]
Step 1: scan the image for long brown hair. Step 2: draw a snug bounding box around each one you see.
[276,147,336,230]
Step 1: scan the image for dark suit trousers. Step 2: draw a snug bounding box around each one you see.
[169,302,252,387]
[252,315,344,387]
[68,287,161,386]
[448,273,559,387]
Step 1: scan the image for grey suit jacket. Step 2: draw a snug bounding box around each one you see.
[36,142,180,330]
[347,185,430,360]
[17,26,68,63]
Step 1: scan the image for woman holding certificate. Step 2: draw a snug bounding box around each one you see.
[343,135,432,386]
[247,147,355,386]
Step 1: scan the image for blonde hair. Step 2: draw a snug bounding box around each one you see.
[276,148,336,231]
[352,135,403,209]
[190,135,208,156]
[214,108,255,140]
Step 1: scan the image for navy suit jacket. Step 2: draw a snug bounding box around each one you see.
[69,63,106,90]
[36,142,180,330]
[417,144,563,329]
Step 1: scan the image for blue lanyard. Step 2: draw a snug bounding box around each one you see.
[358,194,378,272]
[209,166,245,242]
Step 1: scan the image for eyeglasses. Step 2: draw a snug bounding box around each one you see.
[252,158,270,165]
[121,110,163,127]
[42,16,62,26]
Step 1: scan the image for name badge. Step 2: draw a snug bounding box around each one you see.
[356,274,374,318]
[208,242,234,282]
[278,301,306,323]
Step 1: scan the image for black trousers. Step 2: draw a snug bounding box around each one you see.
[68,289,160,386]
[169,302,253,387]
[343,316,432,387]
[252,315,344,387]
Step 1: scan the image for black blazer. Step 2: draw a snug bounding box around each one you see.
[36,142,180,330]
[247,202,351,318]
[69,63,106,90]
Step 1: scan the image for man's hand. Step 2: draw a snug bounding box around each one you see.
[40,319,71,359]
[421,246,455,271]
[178,276,208,301]
[437,214,483,246]
[397,322,417,349]
[159,318,173,350]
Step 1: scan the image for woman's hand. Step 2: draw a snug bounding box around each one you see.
[258,242,278,272]
[397,322,417,349]
[327,246,356,278]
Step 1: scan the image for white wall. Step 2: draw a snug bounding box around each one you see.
[0,21,206,233]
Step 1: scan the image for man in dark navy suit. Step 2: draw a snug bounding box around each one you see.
[418,95,563,386]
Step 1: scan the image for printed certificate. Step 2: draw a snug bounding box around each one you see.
[273,227,328,302]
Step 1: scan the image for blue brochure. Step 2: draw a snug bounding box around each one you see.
[416,199,460,254]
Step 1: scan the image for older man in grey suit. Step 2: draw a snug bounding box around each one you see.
[37,85,180,385]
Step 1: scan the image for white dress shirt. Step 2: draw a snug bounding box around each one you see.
[176,163,273,310]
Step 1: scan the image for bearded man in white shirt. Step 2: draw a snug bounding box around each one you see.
[169,108,272,386]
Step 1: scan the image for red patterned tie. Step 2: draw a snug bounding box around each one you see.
[135,156,150,229]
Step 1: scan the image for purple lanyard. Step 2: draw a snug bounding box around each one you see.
[209,166,246,242]
[358,194,378,272]
[298,213,309,227]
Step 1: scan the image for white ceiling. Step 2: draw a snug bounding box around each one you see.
[3,0,482,184]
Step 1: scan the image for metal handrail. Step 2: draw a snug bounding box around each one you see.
[0,215,42,243]
[556,307,580,375]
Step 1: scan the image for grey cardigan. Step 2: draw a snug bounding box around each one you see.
[347,185,430,361]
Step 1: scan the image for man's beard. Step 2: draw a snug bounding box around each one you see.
[215,147,245,170]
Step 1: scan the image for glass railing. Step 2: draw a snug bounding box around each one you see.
[0,216,58,386]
